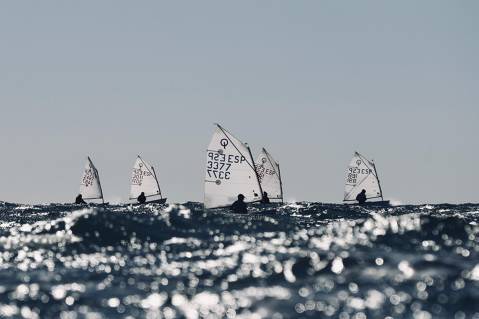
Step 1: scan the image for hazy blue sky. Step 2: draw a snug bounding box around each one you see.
[1,1,477,204]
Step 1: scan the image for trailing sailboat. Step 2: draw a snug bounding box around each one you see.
[255,148,284,203]
[130,155,166,204]
[344,152,390,206]
[204,124,262,209]
[79,157,106,204]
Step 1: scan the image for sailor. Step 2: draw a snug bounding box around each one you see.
[75,194,86,205]
[261,191,270,204]
[231,194,248,214]
[137,192,147,204]
[356,189,367,204]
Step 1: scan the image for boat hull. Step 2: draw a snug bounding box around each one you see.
[131,198,167,206]
[346,200,390,207]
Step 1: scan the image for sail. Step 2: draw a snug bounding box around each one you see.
[255,148,283,202]
[79,157,104,201]
[204,124,262,208]
[130,156,162,199]
[344,152,383,202]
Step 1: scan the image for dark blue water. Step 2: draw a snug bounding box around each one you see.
[0,201,478,319]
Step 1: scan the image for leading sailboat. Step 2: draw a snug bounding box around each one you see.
[129,155,166,204]
[79,157,106,204]
[204,124,262,209]
[255,148,284,203]
[343,152,390,206]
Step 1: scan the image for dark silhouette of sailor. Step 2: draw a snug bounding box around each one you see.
[231,194,248,214]
[75,194,86,205]
[261,191,270,204]
[137,192,146,204]
[356,189,367,204]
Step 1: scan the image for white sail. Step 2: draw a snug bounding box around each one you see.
[255,148,283,202]
[204,124,262,209]
[344,152,383,202]
[79,157,104,201]
[130,156,162,199]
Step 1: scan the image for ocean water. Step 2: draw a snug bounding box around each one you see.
[0,202,478,319]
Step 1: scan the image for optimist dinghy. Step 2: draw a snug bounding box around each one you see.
[130,155,166,205]
[343,152,390,206]
[255,148,284,203]
[79,157,108,205]
[204,124,262,209]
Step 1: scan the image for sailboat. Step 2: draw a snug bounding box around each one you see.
[255,148,284,203]
[79,157,107,204]
[204,124,262,209]
[129,155,167,204]
[343,152,390,206]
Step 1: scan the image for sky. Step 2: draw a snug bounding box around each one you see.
[0,1,478,205]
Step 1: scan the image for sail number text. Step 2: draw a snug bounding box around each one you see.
[206,151,246,180]
[347,167,372,184]
[256,165,276,182]
[82,169,95,187]
[131,168,152,186]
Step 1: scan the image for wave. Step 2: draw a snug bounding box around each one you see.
[0,202,478,318]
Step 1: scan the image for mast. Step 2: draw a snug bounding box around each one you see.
[247,144,263,199]
[372,161,384,201]
[277,162,284,204]
[95,163,104,203]
[151,166,162,199]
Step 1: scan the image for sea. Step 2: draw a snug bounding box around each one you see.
[0,201,478,319]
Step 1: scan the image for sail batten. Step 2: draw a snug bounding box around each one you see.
[344,152,383,202]
[79,157,104,202]
[130,156,162,200]
[204,124,262,209]
[255,148,283,202]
